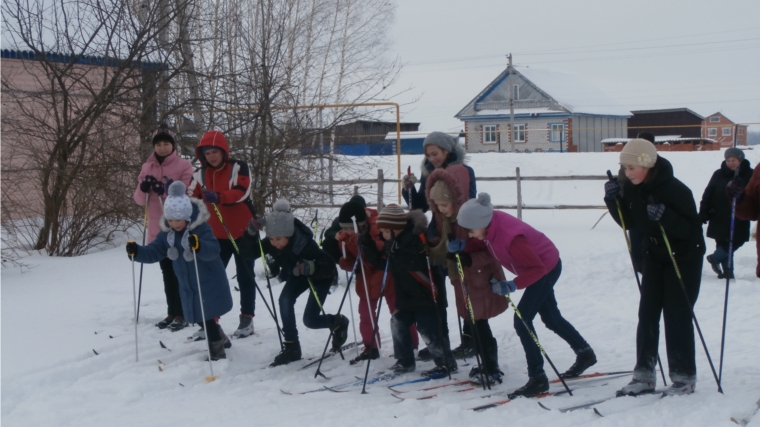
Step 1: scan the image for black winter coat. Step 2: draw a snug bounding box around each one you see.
[698,159,753,243]
[258,218,337,287]
[360,211,446,313]
[606,156,705,263]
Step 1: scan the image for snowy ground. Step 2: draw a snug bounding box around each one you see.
[3,150,760,427]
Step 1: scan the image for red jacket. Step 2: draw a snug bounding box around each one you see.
[188,131,252,240]
[337,208,396,300]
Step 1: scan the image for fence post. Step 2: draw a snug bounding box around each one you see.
[353,185,359,196]
[377,169,384,209]
[516,167,522,220]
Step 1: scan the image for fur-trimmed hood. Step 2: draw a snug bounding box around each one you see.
[425,165,470,218]
[159,197,211,232]
[406,209,428,235]
[420,143,468,178]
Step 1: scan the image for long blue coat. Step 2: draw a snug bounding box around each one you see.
[133,198,233,323]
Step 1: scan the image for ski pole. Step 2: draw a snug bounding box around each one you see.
[258,239,284,350]
[305,277,346,363]
[454,253,490,390]
[606,170,667,386]
[406,166,413,211]
[655,220,723,393]
[313,257,360,379]
[503,294,572,395]
[346,271,359,358]
[135,194,148,322]
[207,196,284,343]
[719,168,740,388]
[353,218,380,350]
[361,258,391,394]
[419,233,453,381]
[129,240,139,362]
[190,239,217,382]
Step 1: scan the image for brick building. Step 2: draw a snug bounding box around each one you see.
[702,112,748,147]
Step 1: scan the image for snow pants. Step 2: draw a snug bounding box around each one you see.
[279,278,338,342]
[358,293,418,349]
[219,237,257,317]
[159,257,183,317]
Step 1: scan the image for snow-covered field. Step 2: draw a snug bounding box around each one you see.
[3,149,760,427]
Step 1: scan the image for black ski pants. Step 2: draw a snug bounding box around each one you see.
[219,237,257,317]
[159,257,183,317]
[636,249,702,380]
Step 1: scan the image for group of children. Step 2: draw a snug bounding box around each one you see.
[127,126,725,398]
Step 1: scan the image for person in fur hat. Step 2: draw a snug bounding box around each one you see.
[133,124,194,331]
[127,181,234,361]
[454,193,596,398]
[255,199,349,367]
[604,138,705,397]
[426,168,508,386]
[335,200,419,364]
[359,204,456,377]
[699,147,753,279]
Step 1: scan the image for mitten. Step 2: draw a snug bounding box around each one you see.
[126,241,139,257]
[202,190,220,204]
[446,234,466,253]
[490,278,516,296]
[140,175,156,193]
[151,180,165,196]
[188,234,200,251]
[247,216,266,236]
[726,176,745,200]
[402,174,418,190]
[646,203,666,222]
[264,254,280,278]
[604,179,620,200]
[446,251,472,267]
[292,260,316,276]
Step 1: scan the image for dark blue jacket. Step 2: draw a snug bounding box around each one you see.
[133,198,233,323]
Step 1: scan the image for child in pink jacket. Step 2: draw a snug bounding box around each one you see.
[133,124,194,331]
[452,193,596,398]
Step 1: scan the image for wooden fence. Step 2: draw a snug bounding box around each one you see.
[300,167,608,219]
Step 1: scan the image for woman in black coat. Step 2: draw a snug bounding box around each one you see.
[698,148,753,279]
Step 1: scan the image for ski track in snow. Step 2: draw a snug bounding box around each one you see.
[3,151,760,427]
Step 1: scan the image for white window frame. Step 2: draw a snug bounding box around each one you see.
[483,125,498,144]
[514,124,526,142]
[710,116,720,122]
[708,127,718,137]
[550,123,565,142]
[723,127,732,136]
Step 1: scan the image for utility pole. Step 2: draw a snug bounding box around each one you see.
[508,54,515,152]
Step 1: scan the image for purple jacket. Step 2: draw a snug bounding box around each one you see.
[481,211,559,289]
[133,151,194,243]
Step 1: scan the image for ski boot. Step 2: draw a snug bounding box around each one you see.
[167,316,188,332]
[232,314,254,338]
[560,346,597,378]
[271,341,302,367]
[155,315,175,329]
[350,347,380,365]
[330,315,350,352]
[391,358,416,374]
[509,374,549,398]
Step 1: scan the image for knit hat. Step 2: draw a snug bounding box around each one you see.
[338,201,368,230]
[349,195,367,208]
[724,147,745,162]
[423,131,457,154]
[152,123,176,148]
[265,199,295,237]
[457,193,494,230]
[620,138,658,168]
[429,179,453,203]
[376,204,407,232]
[163,181,193,221]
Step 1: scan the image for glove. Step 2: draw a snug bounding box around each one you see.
[188,234,200,251]
[490,278,516,296]
[163,178,174,188]
[647,203,666,222]
[292,260,316,276]
[446,234,466,253]
[151,180,165,196]
[604,179,620,200]
[139,175,156,193]
[126,241,138,257]
[446,251,472,267]
[264,254,280,278]
[202,190,220,204]
[246,216,266,236]
[726,176,745,200]
[358,231,375,249]
[402,174,418,191]
[383,239,397,256]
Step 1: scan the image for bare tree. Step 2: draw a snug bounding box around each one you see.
[1,0,193,256]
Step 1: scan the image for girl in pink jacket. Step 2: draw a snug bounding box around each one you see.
[453,193,596,398]
[133,124,194,331]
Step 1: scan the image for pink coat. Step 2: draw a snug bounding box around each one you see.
[133,151,194,243]
[480,210,559,289]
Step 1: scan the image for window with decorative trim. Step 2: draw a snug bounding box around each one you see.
[514,124,526,142]
[723,127,732,136]
[708,128,718,137]
[710,116,720,122]
[483,125,497,144]
[550,123,565,142]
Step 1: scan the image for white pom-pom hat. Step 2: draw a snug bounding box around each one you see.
[457,193,494,230]
[264,198,295,237]
[163,181,193,221]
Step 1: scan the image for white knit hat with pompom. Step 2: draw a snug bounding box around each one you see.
[163,181,193,221]
[264,198,295,237]
[457,193,494,229]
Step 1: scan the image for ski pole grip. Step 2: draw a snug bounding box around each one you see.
[606,170,613,180]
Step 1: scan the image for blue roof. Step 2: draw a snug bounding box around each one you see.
[1,49,167,70]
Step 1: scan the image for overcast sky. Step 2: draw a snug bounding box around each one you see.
[384,0,760,133]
